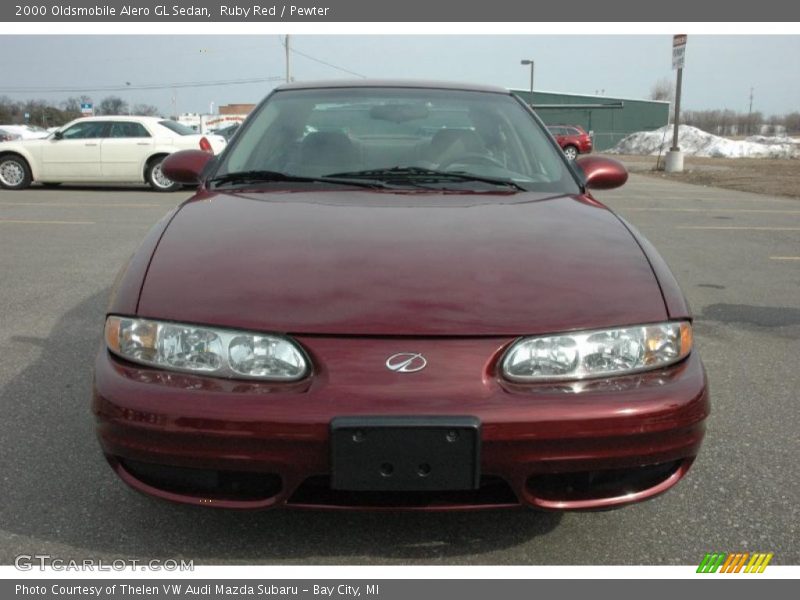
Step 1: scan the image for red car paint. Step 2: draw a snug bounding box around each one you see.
[135,192,666,337]
[548,125,593,157]
[93,82,708,511]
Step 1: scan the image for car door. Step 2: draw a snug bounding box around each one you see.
[40,121,107,180]
[565,127,581,143]
[101,121,153,181]
[549,127,566,148]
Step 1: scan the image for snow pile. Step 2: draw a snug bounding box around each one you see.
[609,125,800,159]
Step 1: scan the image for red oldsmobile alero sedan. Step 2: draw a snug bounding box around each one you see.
[93,80,709,511]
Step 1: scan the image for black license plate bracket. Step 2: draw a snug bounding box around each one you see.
[330,416,481,491]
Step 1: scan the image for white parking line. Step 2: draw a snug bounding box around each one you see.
[0,219,95,225]
[626,208,800,214]
[677,226,800,231]
[770,256,800,261]
[0,202,162,208]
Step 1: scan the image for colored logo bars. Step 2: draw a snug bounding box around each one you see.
[697,552,774,573]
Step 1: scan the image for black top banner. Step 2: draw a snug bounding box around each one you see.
[2,0,799,22]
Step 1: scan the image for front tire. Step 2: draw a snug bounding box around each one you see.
[563,145,579,161]
[0,154,33,190]
[146,156,180,192]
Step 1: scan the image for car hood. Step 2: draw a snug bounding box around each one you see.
[137,190,668,336]
[0,138,46,149]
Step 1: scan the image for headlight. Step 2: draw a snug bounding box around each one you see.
[105,316,309,381]
[501,321,693,382]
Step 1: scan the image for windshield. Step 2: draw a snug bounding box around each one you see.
[215,87,580,193]
[158,120,196,135]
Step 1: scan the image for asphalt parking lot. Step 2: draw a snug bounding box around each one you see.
[0,176,797,565]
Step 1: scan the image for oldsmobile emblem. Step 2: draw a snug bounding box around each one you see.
[385,352,427,373]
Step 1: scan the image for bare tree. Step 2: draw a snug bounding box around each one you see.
[765,115,783,136]
[649,78,675,102]
[131,103,160,116]
[98,96,129,116]
[679,108,793,137]
[783,112,800,134]
[21,99,62,128]
[0,96,18,123]
[61,95,93,119]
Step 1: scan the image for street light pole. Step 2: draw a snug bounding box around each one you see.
[520,59,534,104]
[285,34,291,83]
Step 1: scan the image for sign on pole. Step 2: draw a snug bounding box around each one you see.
[670,34,687,158]
[672,34,687,70]
[80,103,93,116]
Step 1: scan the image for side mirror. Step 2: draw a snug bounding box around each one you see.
[161,150,214,185]
[576,156,628,190]
[53,131,63,140]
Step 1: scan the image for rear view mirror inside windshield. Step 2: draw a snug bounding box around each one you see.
[370,103,430,123]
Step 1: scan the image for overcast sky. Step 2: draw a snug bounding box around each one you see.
[1,35,798,116]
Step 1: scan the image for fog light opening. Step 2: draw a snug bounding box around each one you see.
[526,460,684,503]
[119,458,282,502]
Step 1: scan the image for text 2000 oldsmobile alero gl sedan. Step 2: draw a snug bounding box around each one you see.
[93,81,709,511]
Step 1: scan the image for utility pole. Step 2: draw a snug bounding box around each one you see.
[285,35,291,83]
[747,87,754,135]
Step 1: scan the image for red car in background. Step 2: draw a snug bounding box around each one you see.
[548,125,593,160]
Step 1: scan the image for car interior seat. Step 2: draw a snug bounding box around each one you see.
[425,129,487,166]
[298,131,362,175]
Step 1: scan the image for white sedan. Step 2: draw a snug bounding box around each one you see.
[0,116,226,192]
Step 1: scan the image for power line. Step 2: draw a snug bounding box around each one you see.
[280,39,366,79]
[0,76,286,94]
[2,43,365,95]
[290,47,367,78]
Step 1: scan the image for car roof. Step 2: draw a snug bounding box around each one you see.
[69,116,166,123]
[275,79,509,94]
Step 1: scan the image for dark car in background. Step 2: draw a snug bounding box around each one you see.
[547,125,593,159]
[0,128,21,142]
[214,122,241,142]
[94,80,708,512]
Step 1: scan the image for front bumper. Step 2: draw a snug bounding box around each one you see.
[93,335,709,511]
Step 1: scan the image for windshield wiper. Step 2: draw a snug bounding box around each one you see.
[209,170,392,190]
[324,166,527,192]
